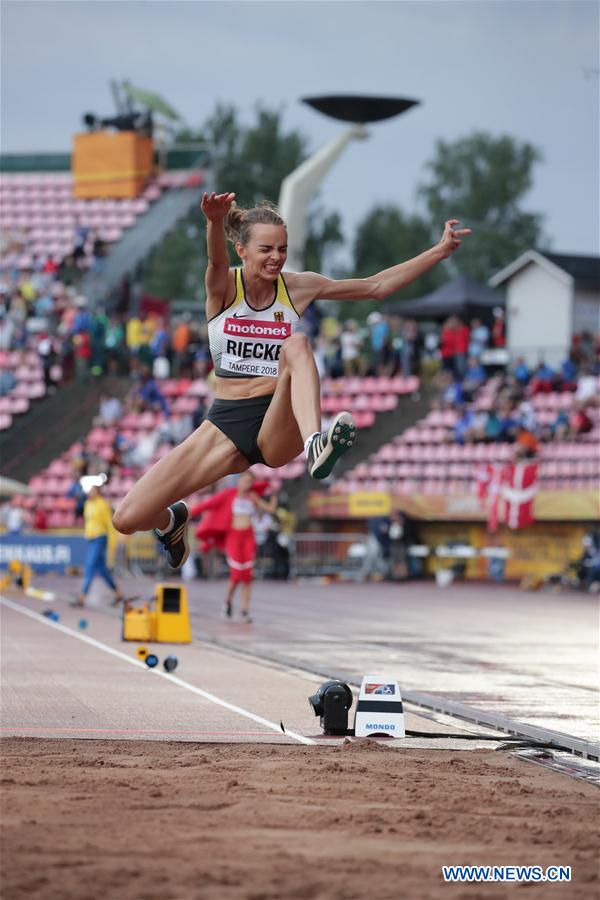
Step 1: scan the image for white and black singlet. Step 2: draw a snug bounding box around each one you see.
[207,268,301,379]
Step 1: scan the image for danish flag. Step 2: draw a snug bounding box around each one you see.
[477,462,538,531]
[499,462,538,530]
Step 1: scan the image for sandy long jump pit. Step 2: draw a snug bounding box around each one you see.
[1,586,599,899]
[2,737,599,899]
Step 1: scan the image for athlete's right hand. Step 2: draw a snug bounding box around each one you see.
[201,191,236,221]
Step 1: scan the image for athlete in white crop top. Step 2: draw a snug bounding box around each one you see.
[224,470,277,622]
[113,192,471,570]
[231,495,255,517]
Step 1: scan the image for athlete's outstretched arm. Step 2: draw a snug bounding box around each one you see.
[289,220,471,308]
[201,192,235,307]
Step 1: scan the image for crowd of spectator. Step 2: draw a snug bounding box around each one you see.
[310,307,507,381]
[1,241,506,397]
[0,248,213,388]
[2,231,599,475]
[434,332,600,457]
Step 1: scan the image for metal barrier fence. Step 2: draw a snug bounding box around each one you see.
[289,532,372,581]
[123,531,161,577]
[121,530,373,582]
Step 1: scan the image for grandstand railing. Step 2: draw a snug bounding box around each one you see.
[289,532,371,580]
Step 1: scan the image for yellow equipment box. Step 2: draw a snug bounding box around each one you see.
[122,603,155,642]
[154,583,192,643]
[1,560,33,592]
[121,584,192,644]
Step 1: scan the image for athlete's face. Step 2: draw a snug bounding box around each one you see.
[238,224,288,280]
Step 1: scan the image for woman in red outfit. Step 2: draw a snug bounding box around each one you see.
[190,473,275,622]
[223,472,276,622]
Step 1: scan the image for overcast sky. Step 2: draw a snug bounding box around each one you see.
[1,0,598,258]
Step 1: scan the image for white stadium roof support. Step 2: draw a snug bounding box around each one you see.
[278,124,368,273]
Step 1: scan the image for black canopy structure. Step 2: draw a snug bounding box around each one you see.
[382,274,503,321]
[542,253,600,290]
[302,95,419,124]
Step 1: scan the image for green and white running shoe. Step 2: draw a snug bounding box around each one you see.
[307,411,357,479]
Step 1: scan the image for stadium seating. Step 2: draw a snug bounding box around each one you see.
[0,170,197,266]
[331,394,600,496]
[0,349,51,429]
[20,372,422,524]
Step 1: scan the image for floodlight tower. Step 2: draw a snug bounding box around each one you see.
[278,95,419,272]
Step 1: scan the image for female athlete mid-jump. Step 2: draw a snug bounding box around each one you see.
[113,193,471,569]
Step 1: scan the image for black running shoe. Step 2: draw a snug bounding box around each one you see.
[154,501,190,569]
[307,411,357,479]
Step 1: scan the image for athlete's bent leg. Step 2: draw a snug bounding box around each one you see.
[113,421,249,535]
[257,336,316,467]
[282,333,322,440]
[258,332,356,477]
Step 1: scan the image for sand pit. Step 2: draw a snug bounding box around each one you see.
[1,738,598,900]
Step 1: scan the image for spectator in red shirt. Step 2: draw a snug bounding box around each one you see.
[491,307,505,348]
[73,331,91,382]
[33,508,48,530]
[439,317,457,373]
[570,401,593,437]
[42,257,59,275]
[453,317,471,380]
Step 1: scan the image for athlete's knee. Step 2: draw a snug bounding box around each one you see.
[282,331,311,362]
[112,501,138,536]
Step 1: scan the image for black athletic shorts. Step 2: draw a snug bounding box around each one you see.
[207,394,274,465]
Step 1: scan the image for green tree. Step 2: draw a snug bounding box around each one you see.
[201,103,308,207]
[340,204,443,319]
[304,208,344,275]
[419,131,544,282]
[141,214,205,302]
[142,104,328,300]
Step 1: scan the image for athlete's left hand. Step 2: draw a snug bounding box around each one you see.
[201,191,236,221]
[437,219,472,258]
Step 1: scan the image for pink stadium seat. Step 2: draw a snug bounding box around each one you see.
[379,395,398,412]
[143,185,161,201]
[377,444,395,462]
[188,379,210,397]
[24,382,46,399]
[352,394,370,411]
[429,445,447,462]
[8,397,29,414]
[402,427,420,443]
[356,411,375,429]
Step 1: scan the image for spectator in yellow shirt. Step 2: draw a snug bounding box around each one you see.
[126,316,142,353]
[72,478,123,608]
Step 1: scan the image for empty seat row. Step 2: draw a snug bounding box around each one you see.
[322,375,419,395]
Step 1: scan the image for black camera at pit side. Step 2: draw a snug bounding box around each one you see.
[308,681,354,736]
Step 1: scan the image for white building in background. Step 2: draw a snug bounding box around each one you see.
[489,251,600,367]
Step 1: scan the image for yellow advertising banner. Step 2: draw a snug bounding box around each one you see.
[348,492,392,518]
[418,521,588,580]
[309,490,600,522]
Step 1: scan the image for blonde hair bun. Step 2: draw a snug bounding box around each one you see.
[224,200,285,245]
